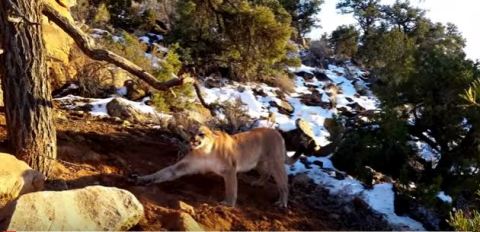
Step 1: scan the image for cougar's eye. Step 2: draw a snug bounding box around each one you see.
[198,132,205,137]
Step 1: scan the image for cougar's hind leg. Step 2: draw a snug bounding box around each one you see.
[271,152,289,208]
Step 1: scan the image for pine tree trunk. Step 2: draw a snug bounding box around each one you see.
[0,0,57,176]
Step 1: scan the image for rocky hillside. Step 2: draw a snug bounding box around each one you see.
[0,0,458,230]
[26,51,424,230]
[0,48,431,230]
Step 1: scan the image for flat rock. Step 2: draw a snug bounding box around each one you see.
[296,118,318,149]
[4,186,144,231]
[106,97,152,123]
[270,100,294,115]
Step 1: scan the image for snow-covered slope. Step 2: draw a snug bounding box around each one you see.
[56,58,424,230]
[202,63,378,147]
[200,62,424,230]
[54,44,424,229]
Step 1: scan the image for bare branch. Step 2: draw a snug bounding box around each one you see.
[42,3,218,117]
[192,82,216,116]
[42,3,189,91]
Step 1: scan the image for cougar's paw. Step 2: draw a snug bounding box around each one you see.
[274,200,288,209]
[126,173,139,183]
[128,173,152,185]
[220,200,236,208]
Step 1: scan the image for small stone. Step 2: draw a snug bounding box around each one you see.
[176,201,195,215]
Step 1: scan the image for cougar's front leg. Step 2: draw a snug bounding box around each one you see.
[136,159,194,185]
[222,168,238,207]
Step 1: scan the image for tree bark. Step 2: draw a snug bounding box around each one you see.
[0,0,216,178]
[0,0,56,176]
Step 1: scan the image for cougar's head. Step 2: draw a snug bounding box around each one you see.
[190,125,214,150]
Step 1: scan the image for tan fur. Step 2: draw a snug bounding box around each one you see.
[136,126,289,207]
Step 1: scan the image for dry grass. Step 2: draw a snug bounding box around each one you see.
[266,74,296,93]
[309,39,333,61]
[208,99,254,134]
[75,62,115,98]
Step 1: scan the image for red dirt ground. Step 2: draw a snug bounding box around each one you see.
[0,109,389,230]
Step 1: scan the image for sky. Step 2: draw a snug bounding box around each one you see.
[308,0,480,61]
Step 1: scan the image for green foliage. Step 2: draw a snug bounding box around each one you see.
[334,0,480,217]
[337,0,381,36]
[333,110,413,179]
[99,31,193,112]
[462,76,480,107]
[449,210,480,232]
[279,0,324,36]
[152,44,195,112]
[100,31,151,71]
[380,0,425,34]
[71,0,96,22]
[362,28,415,89]
[106,0,133,28]
[173,0,299,81]
[448,187,480,231]
[329,25,359,58]
[93,3,111,25]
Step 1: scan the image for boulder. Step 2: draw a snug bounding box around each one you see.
[43,0,75,64]
[204,78,224,88]
[323,118,339,135]
[300,91,330,108]
[353,80,369,96]
[281,118,320,161]
[4,186,144,231]
[296,118,319,151]
[270,100,294,115]
[106,97,152,123]
[0,153,45,209]
[43,0,77,88]
[123,80,148,101]
[252,88,267,97]
[347,102,366,112]
[294,71,315,80]
[313,71,332,82]
[291,173,312,188]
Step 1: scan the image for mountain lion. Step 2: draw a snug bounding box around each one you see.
[135,126,289,208]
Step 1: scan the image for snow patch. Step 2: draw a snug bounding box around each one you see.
[436,191,453,203]
[116,86,127,96]
[54,95,171,121]
[288,154,425,230]
[363,183,426,230]
[202,63,378,147]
